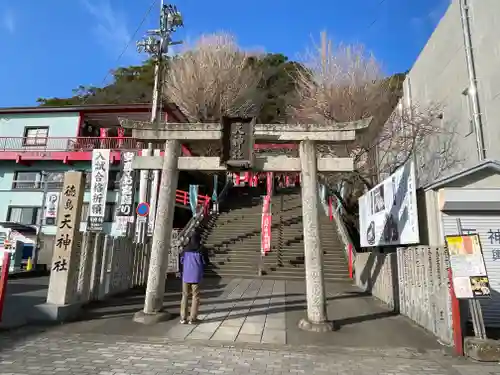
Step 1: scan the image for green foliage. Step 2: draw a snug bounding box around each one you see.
[36,59,159,106]
[37,54,405,125]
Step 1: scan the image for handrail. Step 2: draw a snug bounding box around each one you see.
[178,179,233,244]
[319,183,357,278]
[0,136,192,156]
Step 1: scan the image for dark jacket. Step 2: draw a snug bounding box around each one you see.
[180,234,205,284]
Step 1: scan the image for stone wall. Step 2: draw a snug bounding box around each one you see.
[75,233,151,303]
[355,251,398,310]
[355,246,453,345]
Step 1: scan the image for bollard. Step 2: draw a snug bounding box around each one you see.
[0,252,11,322]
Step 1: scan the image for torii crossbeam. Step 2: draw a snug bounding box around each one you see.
[120,116,371,332]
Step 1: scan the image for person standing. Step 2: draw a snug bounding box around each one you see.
[179,232,205,324]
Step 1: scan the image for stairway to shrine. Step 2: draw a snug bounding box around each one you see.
[201,186,350,281]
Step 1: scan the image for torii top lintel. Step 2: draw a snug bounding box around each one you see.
[118,117,373,143]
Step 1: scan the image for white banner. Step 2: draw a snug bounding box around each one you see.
[45,192,60,219]
[147,149,161,236]
[114,151,136,236]
[359,160,419,247]
[89,149,110,232]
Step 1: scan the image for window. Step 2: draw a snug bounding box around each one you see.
[7,206,41,225]
[44,171,65,190]
[81,203,116,223]
[12,171,42,189]
[23,127,49,146]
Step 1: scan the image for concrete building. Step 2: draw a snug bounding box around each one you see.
[380,0,500,328]
[0,103,189,266]
[387,0,500,185]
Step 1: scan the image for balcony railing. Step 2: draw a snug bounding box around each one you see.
[0,137,165,152]
[10,179,118,191]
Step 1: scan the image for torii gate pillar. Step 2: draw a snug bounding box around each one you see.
[297,140,331,331]
[123,117,371,330]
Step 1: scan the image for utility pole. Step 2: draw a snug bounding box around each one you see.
[137,1,183,126]
[135,3,183,243]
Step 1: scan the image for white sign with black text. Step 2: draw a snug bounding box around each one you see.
[89,149,110,232]
[44,192,60,225]
[114,151,136,236]
[359,160,419,247]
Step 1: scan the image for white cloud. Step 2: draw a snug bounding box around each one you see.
[81,0,134,57]
[410,0,451,36]
[2,9,15,34]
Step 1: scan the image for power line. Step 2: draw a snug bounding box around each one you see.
[366,0,388,30]
[82,0,159,104]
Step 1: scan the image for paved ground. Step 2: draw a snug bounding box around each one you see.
[0,276,49,329]
[1,277,499,374]
[0,330,498,375]
[38,278,441,349]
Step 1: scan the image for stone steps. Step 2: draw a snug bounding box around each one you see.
[202,186,349,281]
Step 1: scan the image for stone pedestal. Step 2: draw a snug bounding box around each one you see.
[298,141,332,332]
[464,337,500,362]
[34,172,85,322]
[135,140,179,323]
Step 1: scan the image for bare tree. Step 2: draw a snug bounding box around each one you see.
[288,31,461,230]
[164,32,263,123]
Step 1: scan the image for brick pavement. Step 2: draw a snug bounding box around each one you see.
[0,331,498,375]
[49,278,441,350]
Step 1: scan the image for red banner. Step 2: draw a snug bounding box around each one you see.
[261,195,272,255]
[266,172,273,196]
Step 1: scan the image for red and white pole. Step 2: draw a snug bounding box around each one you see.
[0,252,11,322]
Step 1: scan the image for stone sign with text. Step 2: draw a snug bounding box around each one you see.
[221,116,255,170]
[46,172,85,306]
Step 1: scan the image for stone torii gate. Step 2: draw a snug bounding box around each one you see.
[121,116,371,331]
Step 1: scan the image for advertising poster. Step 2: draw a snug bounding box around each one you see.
[445,234,491,299]
[359,160,419,247]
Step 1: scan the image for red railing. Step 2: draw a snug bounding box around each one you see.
[175,189,210,209]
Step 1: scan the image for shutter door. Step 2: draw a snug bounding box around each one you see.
[442,213,500,328]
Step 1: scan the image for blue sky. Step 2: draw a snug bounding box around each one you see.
[0,0,450,108]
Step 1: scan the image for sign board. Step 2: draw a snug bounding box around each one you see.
[147,149,161,237]
[168,229,181,273]
[359,160,419,247]
[221,116,255,170]
[47,172,85,305]
[446,234,491,299]
[89,149,110,232]
[45,192,60,226]
[136,202,150,217]
[114,151,137,237]
[261,195,272,255]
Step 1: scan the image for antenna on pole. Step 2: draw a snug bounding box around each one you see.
[137,2,184,126]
